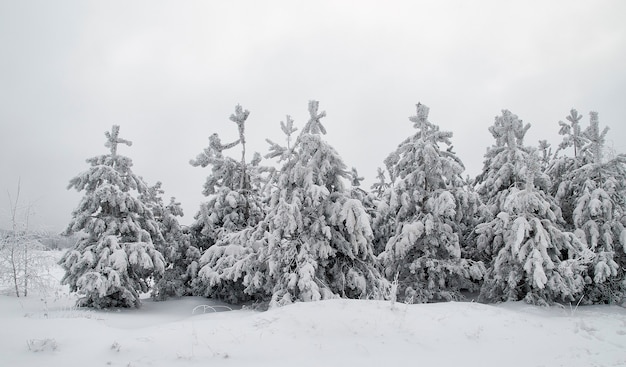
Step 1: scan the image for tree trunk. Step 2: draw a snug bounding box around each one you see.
[10,244,20,297]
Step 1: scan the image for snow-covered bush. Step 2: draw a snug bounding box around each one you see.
[59,126,165,308]
[0,232,53,297]
[0,182,57,297]
[26,338,57,352]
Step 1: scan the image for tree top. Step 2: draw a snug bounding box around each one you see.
[105,125,132,158]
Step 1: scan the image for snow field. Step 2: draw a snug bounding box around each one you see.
[1,292,625,367]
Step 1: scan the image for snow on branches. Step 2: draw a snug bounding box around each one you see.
[60,126,165,308]
[377,103,484,303]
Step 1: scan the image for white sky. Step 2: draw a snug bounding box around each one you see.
[1,0,625,232]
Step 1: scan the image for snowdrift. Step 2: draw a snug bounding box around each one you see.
[1,294,625,367]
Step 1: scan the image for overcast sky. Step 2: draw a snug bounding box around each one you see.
[1,0,625,233]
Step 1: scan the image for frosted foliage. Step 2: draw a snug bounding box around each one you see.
[380,191,484,302]
[260,128,387,306]
[385,103,464,189]
[582,112,610,164]
[377,103,484,302]
[189,104,257,196]
[476,188,590,304]
[546,110,593,224]
[61,235,164,308]
[105,125,132,158]
[370,167,390,198]
[548,110,626,304]
[140,183,198,301]
[476,110,539,205]
[556,109,586,159]
[193,187,263,246]
[302,100,327,135]
[190,140,242,196]
[194,228,266,303]
[60,125,165,308]
[195,101,388,306]
[266,115,298,162]
[570,174,626,303]
[190,104,268,261]
[488,110,530,149]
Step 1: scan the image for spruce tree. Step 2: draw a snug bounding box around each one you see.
[477,153,591,304]
[549,111,626,304]
[189,106,266,253]
[141,182,199,300]
[188,106,270,300]
[475,111,590,304]
[59,126,165,308]
[370,168,394,256]
[196,101,388,306]
[546,109,590,225]
[377,103,485,303]
[475,110,541,208]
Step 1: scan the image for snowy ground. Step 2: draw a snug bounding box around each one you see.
[1,252,626,367]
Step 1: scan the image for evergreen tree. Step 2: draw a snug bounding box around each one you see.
[377,103,485,303]
[196,101,389,306]
[477,153,591,304]
[546,109,590,225]
[141,182,199,300]
[475,111,590,304]
[550,111,626,304]
[59,126,165,308]
[371,167,390,199]
[348,168,380,237]
[370,168,394,256]
[475,110,542,208]
[189,106,266,252]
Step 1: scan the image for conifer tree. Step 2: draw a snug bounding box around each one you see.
[475,110,541,208]
[196,101,388,306]
[59,126,165,308]
[549,111,626,304]
[477,153,591,304]
[347,167,383,257]
[546,109,590,225]
[475,111,590,304]
[141,182,199,300]
[189,106,266,252]
[371,167,390,199]
[370,168,394,256]
[377,103,485,303]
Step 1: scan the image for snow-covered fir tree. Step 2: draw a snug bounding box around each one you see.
[190,112,298,303]
[370,167,394,255]
[348,167,381,246]
[475,112,590,304]
[475,110,549,209]
[376,103,485,303]
[371,167,391,199]
[59,126,165,308]
[549,111,626,304]
[195,101,389,306]
[189,105,267,253]
[140,182,199,300]
[546,109,590,225]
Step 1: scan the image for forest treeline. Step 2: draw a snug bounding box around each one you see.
[57,101,626,308]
